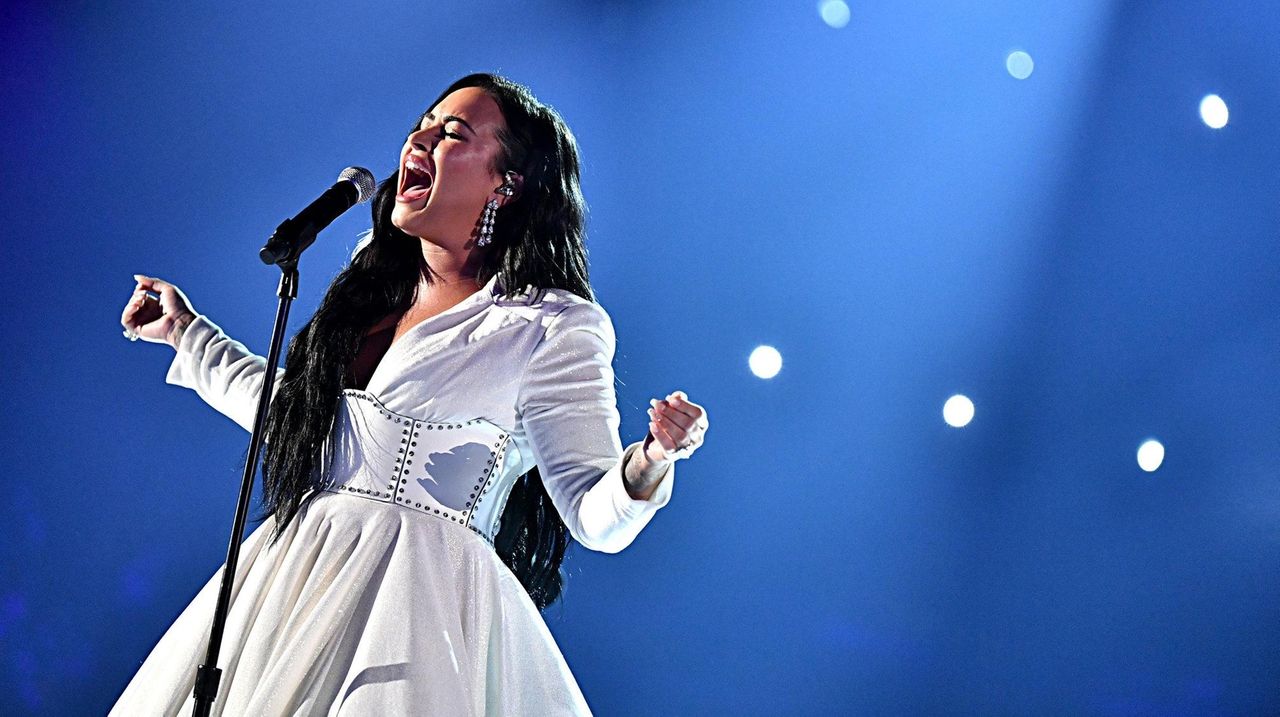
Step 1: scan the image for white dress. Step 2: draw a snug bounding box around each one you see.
[111,274,674,716]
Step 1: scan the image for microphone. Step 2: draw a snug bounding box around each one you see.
[260,166,377,265]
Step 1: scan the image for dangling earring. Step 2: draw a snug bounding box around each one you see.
[477,199,498,247]
[477,172,518,247]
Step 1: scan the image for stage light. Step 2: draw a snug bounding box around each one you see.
[819,0,851,29]
[942,394,974,428]
[1137,439,1165,472]
[1200,94,1228,129]
[1005,50,1034,79]
[749,345,783,379]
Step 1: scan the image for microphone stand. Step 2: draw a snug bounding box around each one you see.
[190,224,310,716]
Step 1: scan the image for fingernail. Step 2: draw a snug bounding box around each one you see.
[649,398,658,407]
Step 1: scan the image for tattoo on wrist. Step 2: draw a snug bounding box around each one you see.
[168,313,194,347]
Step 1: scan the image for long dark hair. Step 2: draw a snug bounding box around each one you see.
[261,73,591,609]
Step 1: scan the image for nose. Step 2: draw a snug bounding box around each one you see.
[409,127,438,153]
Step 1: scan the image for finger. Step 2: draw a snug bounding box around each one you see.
[648,405,683,440]
[658,413,691,446]
[126,289,158,316]
[649,399,695,431]
[122,289,149,322]
[650,427,680,460]
[124,306,160,332]
[136,275,195,319]
[665,392,704,420]
[134,274,175,297]
[649,420,679,458]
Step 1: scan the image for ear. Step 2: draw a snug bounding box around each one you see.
[492,170,523,207]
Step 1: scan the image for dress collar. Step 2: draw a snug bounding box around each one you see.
[488,273,541,306]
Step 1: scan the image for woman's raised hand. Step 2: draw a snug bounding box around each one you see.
[121,274,198,348]
[644,390,708,465]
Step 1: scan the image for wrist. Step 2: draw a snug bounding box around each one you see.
[166,312,196,348]
[624,442,670,500]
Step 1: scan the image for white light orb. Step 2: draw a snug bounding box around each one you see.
[1006,50,1034,80]
[749,345,783,379]
[1200,94,1228,129]
[819,0,851,29]
[1137,439,1165,472]
[942,394,975,428]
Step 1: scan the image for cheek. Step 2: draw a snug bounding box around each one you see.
[440,145,497,182]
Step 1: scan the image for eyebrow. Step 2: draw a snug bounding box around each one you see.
[423,112,475,134]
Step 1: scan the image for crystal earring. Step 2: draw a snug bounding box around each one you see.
[477,172,518,248]
[477,199,499,247]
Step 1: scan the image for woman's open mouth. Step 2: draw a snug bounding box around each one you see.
[397,155,433,203]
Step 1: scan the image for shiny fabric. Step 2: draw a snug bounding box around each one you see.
[111,274,674,716]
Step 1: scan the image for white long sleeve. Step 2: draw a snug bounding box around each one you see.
[516,301,674,553]
[165,314,283,432]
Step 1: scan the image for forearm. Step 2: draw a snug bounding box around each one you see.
[623,437,671,500]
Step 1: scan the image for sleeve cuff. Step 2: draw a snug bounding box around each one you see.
[616,441,675,510]
[164,314,218,389]
[573,441,675,553]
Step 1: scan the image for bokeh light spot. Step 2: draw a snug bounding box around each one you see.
[943,395,975,428]
[1137,439,1165,472]
[1200,94,1228,129]
[1006,50,1034,79]
[749,345,783,379]
[819,0,851,29]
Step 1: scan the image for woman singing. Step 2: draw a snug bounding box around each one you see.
[113,73,708,715]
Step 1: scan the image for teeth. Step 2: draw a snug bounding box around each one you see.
[405,157,430,176]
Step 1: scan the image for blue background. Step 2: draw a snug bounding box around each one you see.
[1,1,1277,714]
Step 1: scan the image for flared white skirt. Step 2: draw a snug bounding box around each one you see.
[110,492,590,716]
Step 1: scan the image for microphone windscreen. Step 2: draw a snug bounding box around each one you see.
[339,166,377,203]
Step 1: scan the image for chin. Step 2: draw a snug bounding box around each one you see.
[391,205,428,239]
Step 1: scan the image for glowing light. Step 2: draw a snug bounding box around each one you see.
[1137,439,1165,472]
[819,0,851,29]
[1200,94,1228,129]
[1005,50,1034,79]
[942,394,975,428]
[749,345,783,379]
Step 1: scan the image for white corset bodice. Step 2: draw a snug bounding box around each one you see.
[321,389,523,544]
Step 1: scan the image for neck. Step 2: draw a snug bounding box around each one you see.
[419,240,486,290]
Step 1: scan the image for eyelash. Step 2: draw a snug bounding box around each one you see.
[408,127,464,141]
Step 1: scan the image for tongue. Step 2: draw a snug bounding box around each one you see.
[402,184,431,201]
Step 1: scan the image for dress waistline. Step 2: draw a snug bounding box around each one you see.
[321,390,515,545]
